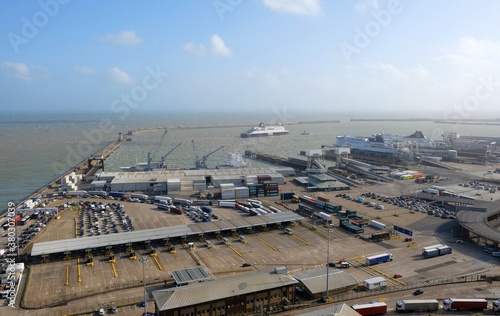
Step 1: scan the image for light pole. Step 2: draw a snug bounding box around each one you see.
[325,228,332,302]
[140,257,149,314]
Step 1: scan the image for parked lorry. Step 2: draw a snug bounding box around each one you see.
[130,193,148,200]
[67,190,89,197]
[363,276,386,290]
[493,299,500,312]
[422,244,452,258]
[108,191,126,198]
[443,298,488,311]
[154,196,172,204]
[351,302,387,315]
[395,299,439,312]
[369,220,386,230]
[173,198,192,206]
[365,253,393,266]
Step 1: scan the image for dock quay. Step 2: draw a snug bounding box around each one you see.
[244,150,308,170]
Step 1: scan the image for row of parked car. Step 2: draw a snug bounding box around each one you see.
[458,181,498,193]
[78,201,134,237]
[361,192,457,219]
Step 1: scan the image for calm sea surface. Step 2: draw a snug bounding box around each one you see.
[1,110,499,214]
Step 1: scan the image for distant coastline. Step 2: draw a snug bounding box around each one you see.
[351,118,434,122]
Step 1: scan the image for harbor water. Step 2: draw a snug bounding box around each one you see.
[2,110,500,214]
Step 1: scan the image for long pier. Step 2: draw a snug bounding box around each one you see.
[244,151,308,170]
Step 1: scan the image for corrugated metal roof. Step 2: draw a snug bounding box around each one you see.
[31,211,303,256]
[153,272,298,311]
[293,269,359,295]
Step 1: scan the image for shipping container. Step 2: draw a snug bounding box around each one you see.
[317,195,330,202]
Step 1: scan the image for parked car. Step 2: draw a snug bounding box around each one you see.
[393,274,402,279]
[413,289,424,295]
[455,240,464,244]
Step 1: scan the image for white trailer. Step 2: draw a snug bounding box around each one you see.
[154,196,172,204]
[369,220,386,230]
[219,200,236,208]
[67,190,88,197]
[130,193,148,200]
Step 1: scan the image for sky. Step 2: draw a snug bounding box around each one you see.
[1,0,500,117]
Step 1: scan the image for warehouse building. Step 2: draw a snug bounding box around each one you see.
[91,167,292,193]
[292,269,359,300]
[152,268,297,316]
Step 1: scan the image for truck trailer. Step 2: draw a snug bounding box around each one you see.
[369,220,386,230]
[351,302,387,315]
[422,244,452,258]
[395,299,439,312]
[443,298,488,311]
[365,253,393,266]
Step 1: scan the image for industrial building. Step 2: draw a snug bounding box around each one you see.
[152,268,298,316]
[91,167,294,193]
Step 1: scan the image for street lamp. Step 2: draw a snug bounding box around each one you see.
[140,257,149,314]
[325,228,332,302]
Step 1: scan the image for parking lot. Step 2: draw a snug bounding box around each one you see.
[16,181,500,311]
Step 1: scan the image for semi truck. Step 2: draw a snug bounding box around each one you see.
[154,196,172,204]
[443,298,488,311]
[351,302,387,315]
[365,253,393,266]
[67,190,89,197]
[130,193,148,200]
[493,299,500,312]
[422,244,452,258]
[108,191,126,198]
[173,198,192,206]
[395,299,439,312]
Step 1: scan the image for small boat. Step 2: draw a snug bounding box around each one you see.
[301,131,310,135]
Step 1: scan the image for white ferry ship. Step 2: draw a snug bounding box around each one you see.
[240,123,289,138]
[335,134,398,155]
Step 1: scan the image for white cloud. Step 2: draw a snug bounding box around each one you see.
[109,67,134,86]
[72,65,94,75]
[436,37,500,68]
[183,42,206,56]
[99,30,143,46]
[262,0,321,16]
[1,61,50,81]
[210,34,232,57]
[245,68,280,88]
[354,0,379,12]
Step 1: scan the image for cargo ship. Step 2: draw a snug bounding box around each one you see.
[240,123,289,138]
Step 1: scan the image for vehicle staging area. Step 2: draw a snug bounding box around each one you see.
[5,163,500,316]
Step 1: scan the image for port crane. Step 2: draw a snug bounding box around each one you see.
[159,142,182,168]
[146,129,168,170]
[191,140,225,169]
